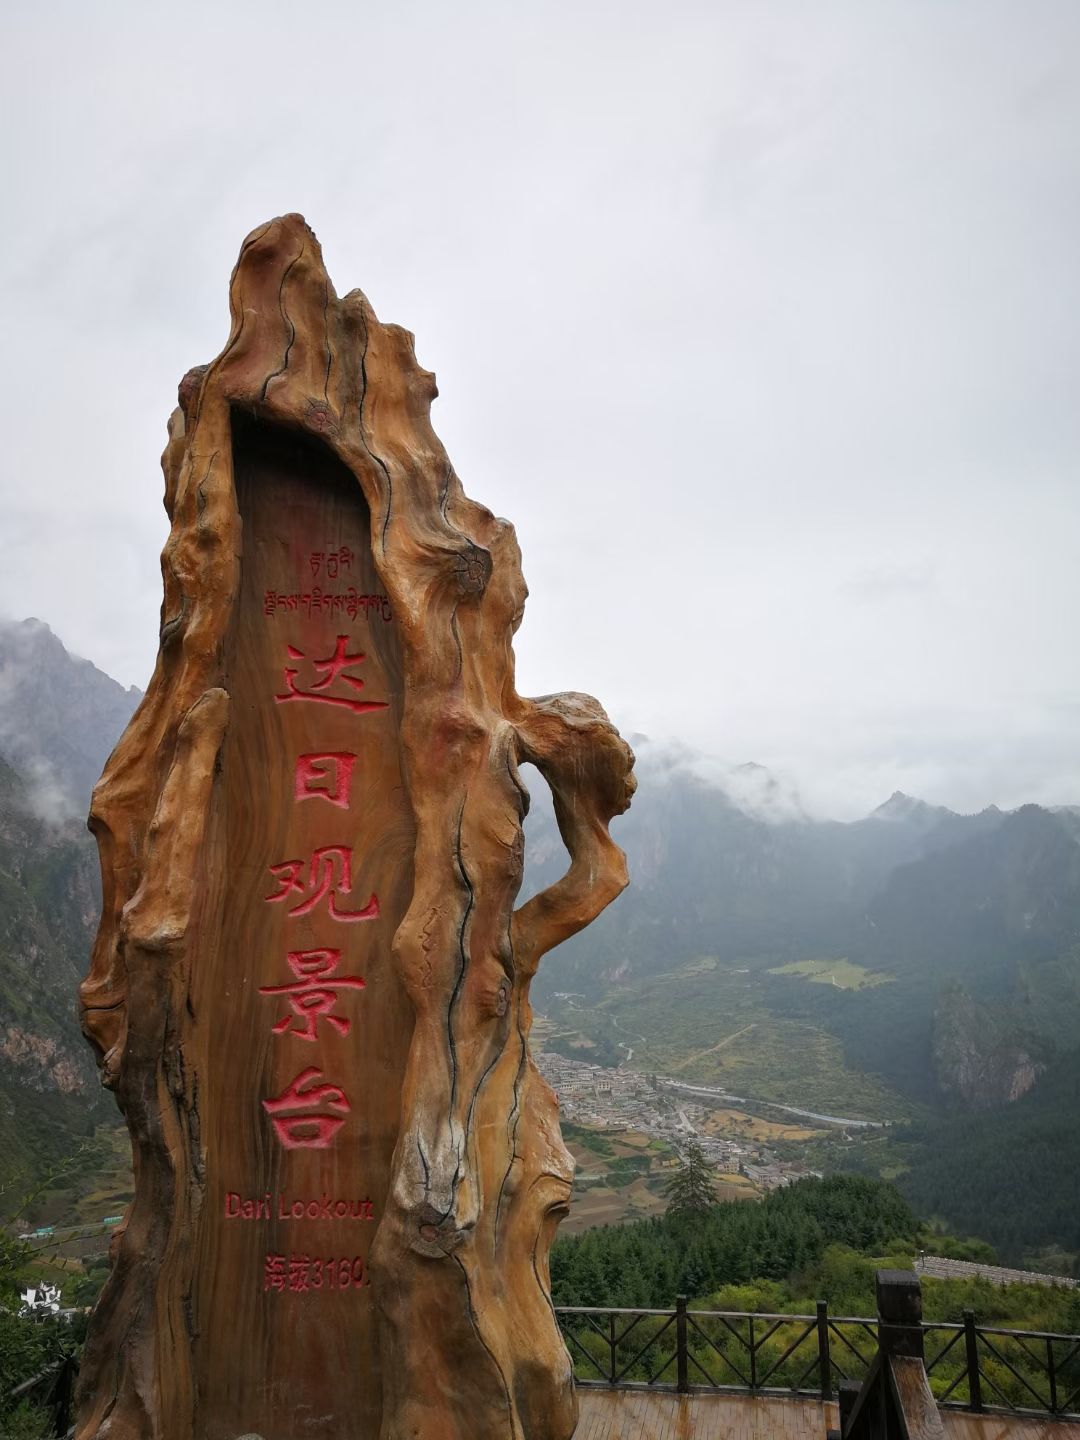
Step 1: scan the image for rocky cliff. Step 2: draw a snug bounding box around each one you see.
[0,617,140,821]
[0,621,138,1192]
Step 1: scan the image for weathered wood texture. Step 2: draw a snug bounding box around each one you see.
[76,214,635,1440]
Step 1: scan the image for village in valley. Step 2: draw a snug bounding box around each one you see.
[534,1043,826,1227]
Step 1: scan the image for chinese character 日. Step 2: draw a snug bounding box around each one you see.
[263,1067,351,1150]
[264,846,380,923]
[294,752,357,809]
[259,948,365,1042]
[275,636,387,714]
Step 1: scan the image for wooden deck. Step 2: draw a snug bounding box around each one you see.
[574,1390,1078,1439]
[575,1389,832,1438]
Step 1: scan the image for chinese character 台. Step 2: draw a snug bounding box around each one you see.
[263,1067,351,1150]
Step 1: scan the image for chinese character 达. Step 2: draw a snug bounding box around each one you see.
[294,752,357,809]
[264,846,380,923]
[263,1067,351,1150]
[259,948,365,1042]
[275,636,386,714]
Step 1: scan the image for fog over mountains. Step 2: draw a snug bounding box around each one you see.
[525,735,1080,1106]
[0,619,141,821]
[0,617,1078,1259]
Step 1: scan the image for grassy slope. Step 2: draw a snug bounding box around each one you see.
[545,956,916,1121]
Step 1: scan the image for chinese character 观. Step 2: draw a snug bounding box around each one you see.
[264,846,380,923]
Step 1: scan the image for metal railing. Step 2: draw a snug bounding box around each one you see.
[3,1353,77,1438]
[924,1311,1080,1419]
[555,1296,1080,1420]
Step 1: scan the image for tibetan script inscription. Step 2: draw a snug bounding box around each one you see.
[189,418,414,1440]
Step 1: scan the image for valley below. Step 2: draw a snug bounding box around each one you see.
[1,618,1079,1305]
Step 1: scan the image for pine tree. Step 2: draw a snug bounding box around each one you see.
[664,1140,716,1218]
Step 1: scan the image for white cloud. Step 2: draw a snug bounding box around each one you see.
[1,0,1078,818]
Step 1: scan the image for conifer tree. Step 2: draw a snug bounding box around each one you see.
[664,1140,716,1218]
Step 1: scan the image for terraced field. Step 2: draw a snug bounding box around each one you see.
[544,957,915,1123]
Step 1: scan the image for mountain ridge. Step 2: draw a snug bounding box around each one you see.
[0,618,1076,1265]
[0,617,141,821]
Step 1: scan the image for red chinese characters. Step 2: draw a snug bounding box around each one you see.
[289,1255,311,1292]
[262,1067,351,1150]
[265,846,380,923]
[275,636,387,714]
[263,1252,368,1293]
[258,587,390,1158]
[294,752,357,808]
[259,948,365,1042]
[264,1254,287,1292]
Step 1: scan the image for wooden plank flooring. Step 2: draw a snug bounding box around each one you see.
[574,1390,1079,1439]
[940,1414,1078,1440]
[574,1390,837,1440]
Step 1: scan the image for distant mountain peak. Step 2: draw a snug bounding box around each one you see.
[870,791,946,824]
[719,760,808,823]
[0,617,141,818]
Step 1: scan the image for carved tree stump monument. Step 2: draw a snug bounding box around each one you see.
[76,215,635,1440]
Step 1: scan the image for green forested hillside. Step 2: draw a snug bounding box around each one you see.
[552,1175,917,1307]
[0,757,106,1195]
[529,758,1080,1264]
[0,621,137,1200]
[552,1176,1080,1412]
[899,1049,1080,1265]
[530,769,1080,1106]
[551,1174,1080,1336]
[1,621,1079,1273]
[552,1172,1080,1413]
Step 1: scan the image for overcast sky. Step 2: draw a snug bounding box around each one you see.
[2,1,1078,819]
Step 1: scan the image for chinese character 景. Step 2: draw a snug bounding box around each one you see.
[259,948,365,1042]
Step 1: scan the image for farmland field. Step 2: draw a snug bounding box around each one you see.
[768,958,894,990]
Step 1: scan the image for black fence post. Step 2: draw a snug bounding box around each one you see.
[1047,1337,1058,1414]
[676,1295,689,1393]
[608,1312,617,1386]
[963,1310,983,1412]
[876,1270,925,1360]
[54,1352,76,1435]
[835,1377,861,1440]
[817,1300,833,1402]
